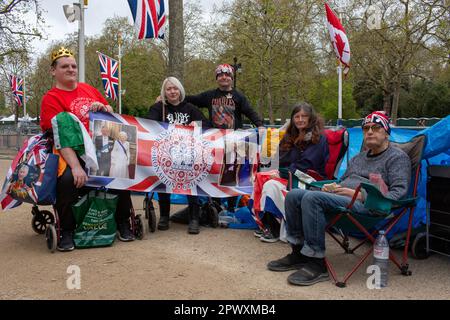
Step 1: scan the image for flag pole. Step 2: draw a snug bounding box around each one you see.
[337,9,344,127]
[337,60,343,126]
[23,77,27,118]
[118,32,122,114]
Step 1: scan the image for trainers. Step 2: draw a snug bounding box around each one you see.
[57,230,75,252]
[287,258,329,286]
[158,216,170,230]
[267,251,309,272]
[253,229,264,238]
[117,220,135,242]
[260,229,279,243]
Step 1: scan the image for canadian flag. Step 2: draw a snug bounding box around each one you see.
[325,3,350,75]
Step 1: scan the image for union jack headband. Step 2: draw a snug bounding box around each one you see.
[215,64,234,78]
[362,111,391,135]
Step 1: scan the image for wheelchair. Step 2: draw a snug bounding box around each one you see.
[31,194,146,253]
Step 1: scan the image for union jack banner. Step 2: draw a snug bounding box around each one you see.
[0,134,56,210]
[97,52,119,101]
[127,0,167,39]
[87,112,259,197]
[9,75,24,107]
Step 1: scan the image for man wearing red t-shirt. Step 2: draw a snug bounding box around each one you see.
[40,47,135,251]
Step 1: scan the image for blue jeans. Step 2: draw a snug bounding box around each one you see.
[284,188,370,258]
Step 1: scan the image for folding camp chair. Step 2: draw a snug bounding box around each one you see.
[307,134,426,288]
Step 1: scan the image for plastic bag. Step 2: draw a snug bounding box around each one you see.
[72,190,118,248]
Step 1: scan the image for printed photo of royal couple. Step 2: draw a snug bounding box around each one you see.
[91,120,137,179]
[219,138,255,188]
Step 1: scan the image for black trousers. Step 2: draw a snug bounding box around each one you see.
[55,166,132,230]
[212,196,237,212]
[157,193,198,217]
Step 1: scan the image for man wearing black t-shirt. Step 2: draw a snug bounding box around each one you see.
[186,64,264,213]
[185,64,263,130]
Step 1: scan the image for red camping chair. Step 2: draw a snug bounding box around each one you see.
[309,134,426,287]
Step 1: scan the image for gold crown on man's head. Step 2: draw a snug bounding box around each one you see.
[51,47,74,63]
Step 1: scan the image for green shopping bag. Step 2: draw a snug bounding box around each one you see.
[72,191,118,248]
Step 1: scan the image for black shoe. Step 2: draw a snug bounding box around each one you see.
[158,216,170,230]
[287,258,329,286]
[267,251,309,272]
[57,230,75,252]
[188,219,200,234]
[117,220,135,242]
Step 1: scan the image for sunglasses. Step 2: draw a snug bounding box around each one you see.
[362,124,383,133]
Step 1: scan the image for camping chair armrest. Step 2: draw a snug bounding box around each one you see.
[306,169,325,181]
[309,179,340,189]
[359,182,417,214]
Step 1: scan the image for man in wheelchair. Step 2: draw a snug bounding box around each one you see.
[267,111,412,286]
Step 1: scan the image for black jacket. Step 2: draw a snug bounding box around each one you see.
[186,88,263,129]
[147,100,210,127]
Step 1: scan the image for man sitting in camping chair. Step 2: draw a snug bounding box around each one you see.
[267,111,411,286]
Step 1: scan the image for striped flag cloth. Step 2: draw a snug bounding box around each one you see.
[127,0,167,39]
[87,112,258,197]
[9,75,24,106]
[325,3,351,75]
[97,52,119,101]
[51,112,98,172]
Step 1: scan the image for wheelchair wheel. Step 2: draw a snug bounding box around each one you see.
[45,224,57,253]
[144,197,156,233]
[411,232,430,260]
[134,214,146,240]
[207,205,219,228]
[32,210,55,234]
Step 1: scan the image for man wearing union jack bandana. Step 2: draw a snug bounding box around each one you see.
[185,63,264,214]
[267,110,412,286]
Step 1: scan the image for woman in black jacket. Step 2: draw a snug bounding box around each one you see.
[147,77,209,234]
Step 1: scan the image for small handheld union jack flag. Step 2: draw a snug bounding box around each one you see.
[127,0,167,39]
[97,51,119,101]
[9,75,24,107]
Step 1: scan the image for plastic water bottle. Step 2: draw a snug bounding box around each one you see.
[373,230,389,288]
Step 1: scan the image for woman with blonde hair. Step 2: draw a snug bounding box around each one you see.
[147,77,210,234]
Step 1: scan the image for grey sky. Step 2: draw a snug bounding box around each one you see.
[33,0,224,54]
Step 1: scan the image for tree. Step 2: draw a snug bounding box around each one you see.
[347,0,449,123]
[0,0,44,59]
[168,0,185,81]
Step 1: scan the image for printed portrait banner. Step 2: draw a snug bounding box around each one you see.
[87,112,259,197]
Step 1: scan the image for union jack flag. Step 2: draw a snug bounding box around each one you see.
[97,52,119,101]
[9,75,24,107]
[87,112,258,197]
[0,135,48,210]
[127,0,167,39]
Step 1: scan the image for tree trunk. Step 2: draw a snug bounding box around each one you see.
[267,59,274,125]
[382,90,391,116]
[391,82,401,125]
[258,72,265,122]
[168,0,185,81]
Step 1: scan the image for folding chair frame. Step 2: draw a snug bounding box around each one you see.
[323,135,425,288]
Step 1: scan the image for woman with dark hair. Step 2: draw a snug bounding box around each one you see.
[252,102,329,243]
